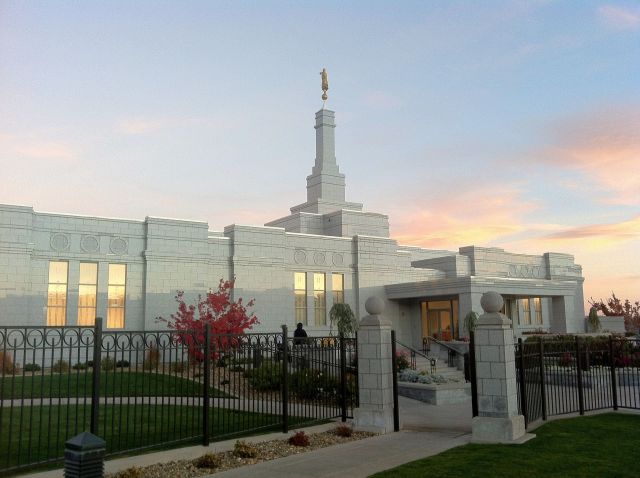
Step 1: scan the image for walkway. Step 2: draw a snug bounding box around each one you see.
[22,397,473,478]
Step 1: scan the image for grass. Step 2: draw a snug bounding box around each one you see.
[0,371,229,399]
[372,413,640,478]
[0,403,300,473]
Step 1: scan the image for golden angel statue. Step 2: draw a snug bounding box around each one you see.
[320,68,328,101]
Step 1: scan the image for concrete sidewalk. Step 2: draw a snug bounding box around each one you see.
[21,397,472,478]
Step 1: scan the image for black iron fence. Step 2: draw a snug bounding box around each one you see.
[515,336,640,428]
[0,319,358,474]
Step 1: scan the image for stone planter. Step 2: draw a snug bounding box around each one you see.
[397,381,471,405]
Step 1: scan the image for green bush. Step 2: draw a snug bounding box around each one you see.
[116,359,130,368]
[24,363,41,372]
[290,369,339,399]
[52,359,69,373]
[101,356,116,371]
[247,362,282,391]
[72,362,88,370]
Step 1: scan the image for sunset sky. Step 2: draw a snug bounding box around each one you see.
[1,1,638,312]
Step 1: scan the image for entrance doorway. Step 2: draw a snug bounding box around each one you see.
[420,299,459,341]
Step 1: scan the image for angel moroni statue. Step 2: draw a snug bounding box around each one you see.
[320,68,328,101]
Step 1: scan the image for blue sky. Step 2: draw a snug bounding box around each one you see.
[1,1,639,307]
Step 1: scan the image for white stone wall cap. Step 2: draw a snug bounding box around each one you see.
[365,296,385,315]
[481,291,504,313]
[477,312,512,326]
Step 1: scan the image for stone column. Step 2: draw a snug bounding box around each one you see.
[354,296,396,433]
[472,291,533,443]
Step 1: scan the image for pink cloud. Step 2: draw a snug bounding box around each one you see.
[598,4,640,30]
[542,104,640,205]
[0,134,78,163]
[116,117,168,135]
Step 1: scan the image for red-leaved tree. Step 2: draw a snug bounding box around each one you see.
[159,279,259,362]
[589,292,640,333]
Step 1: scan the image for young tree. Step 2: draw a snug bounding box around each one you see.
[159,279,259,362]
[589,292,640,333]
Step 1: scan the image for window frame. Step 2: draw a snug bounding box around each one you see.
[294,272,307,326]
[313,272,326,326]
[107,263,127,329]
[47,261,69,326]
[77,262,98,326]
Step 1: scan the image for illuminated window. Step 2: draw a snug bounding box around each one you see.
[294,272,307,325]
[77,263,98,326]
[107,264,126,329]
[314,273,326,326]
[534,298,543,325]
[332,273,344,304]
[47,261,68,326]
[522,298,531,325]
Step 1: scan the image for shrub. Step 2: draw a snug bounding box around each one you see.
[329,303,357,337]
[101,356,116,371]
[290,369,339,399]
[116,359,130,368]
[0,352,18,375]
[233,440,258,458]
[193,452,223,469]
[247,362,282,391]
[334,423,353,437]
[72,362,88,370]
[52,359,69,373]
[395,351,410,371]
[463,311,479,336]
[170,361,185,373]
[288,431,310,447]
[24,363,41,372]
[558,352,573,367]
[144,345,160,371]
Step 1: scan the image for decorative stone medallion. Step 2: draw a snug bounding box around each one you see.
[50,233,70,252]
[293,249,307,265]
[508,264,543,279]
[109,237,128,255]
[313,252,326,265]
[332,253,344,266]
[80,235,100,253]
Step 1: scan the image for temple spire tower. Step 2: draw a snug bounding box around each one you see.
[265,69,390,238]
[306,108,346,204]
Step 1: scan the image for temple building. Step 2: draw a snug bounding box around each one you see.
[0,104,585,348]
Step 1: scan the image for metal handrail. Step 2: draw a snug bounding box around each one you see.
[394,339,437,373]
[423,336,461,368]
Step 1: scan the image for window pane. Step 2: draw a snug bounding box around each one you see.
[108,285,125,308]
[78,284,97,308]
[108,264,126,285]
[47,307,66,326]
[48,261,68,284]
[313,273,325,291]
[79,263,98,284]
[107,308,124,329]
[332,273,343,292]
[48,284,67,307]
[294,272,306,291]
[77,307,96,326]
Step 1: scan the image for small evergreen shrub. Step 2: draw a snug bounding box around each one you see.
[288,431,310,447]
[116,359,130,368]
[290,369,339,399]
[72,362,88,370]
[233,440,258,458]
[101,356,116,371]
[193,452,223,469]
[52,359,69,373]
[24,363,41,372]
[247,362,282,391]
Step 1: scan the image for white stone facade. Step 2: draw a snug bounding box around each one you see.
[0,107,585,340]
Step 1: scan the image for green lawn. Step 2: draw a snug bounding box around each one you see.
[0,403,293,472]
[0,371,228,399]
[372,413,640,478]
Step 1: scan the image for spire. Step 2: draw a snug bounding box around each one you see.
[306,109,346,203]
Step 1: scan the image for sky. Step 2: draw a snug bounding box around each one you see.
[1,1,638,312]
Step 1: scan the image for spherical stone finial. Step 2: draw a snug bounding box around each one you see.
[365,296,385,315]
[481,291,504,314]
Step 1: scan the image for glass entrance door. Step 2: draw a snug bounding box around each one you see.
[420,299,458,341]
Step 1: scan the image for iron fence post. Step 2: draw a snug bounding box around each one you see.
[281,325,289,433]
[90,318,102,436]
[469,332,478,417]
[609,336,618,411]
[575,336,585,415]
[339,333,347,422]
[517,338,529,428]
[538,337,547,421]
[391,330,400,432]
[202,323,211,446]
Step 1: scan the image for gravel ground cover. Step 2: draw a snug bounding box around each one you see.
[108,428,375,478]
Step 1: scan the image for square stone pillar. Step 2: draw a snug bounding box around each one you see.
[354,296,396,434]
[472,292,533,443]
